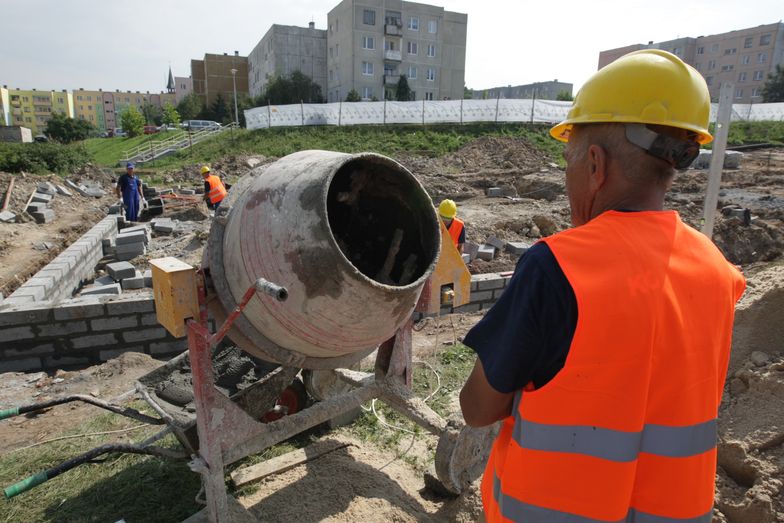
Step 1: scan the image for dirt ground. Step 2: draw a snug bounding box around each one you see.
[1,139,783,521]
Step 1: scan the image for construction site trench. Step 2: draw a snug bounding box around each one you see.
[0,137,783,522]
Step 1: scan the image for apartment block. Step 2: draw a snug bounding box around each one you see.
[326,0,467,102]
[73,89,107,131]
[0,87,74,134]
[248,23,328,100]
[473,81,573,101]
[191,52,249,107]
[598,22,784,103]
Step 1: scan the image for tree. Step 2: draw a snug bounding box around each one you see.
[463,86,474,99]
[209,93,231,124]
[762,64,784,103]
[120,106,145,137]
[556,90,574,101]
[176,93,204,121]
[345,89,361,102]
[257,71,325,105]
[162,103,181,127]
[395,75,412,101]
[44,112,93,143]
[141,102,163,125]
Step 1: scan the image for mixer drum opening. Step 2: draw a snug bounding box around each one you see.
[326,157,438,287]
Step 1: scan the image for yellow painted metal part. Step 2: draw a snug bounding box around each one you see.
[150,257,200,338]
[419,221,471,314]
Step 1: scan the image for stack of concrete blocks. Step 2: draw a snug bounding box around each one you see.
[64,179,105,198]
[692,150,744,170]
[3,216,118,306]
[462,242,480,264]
[412,271,515,320]
[152,218,175,235]
[505,241,530,259]
[111,224,150,261]
[26,182,59,224]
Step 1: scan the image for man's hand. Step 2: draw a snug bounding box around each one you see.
[460,358,514,427]
[141,198,149,210]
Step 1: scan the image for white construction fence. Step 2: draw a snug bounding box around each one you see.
[244,99,784,131]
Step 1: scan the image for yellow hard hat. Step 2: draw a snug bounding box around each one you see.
[439,199,457,219]
[200,165,211,175]
[550,49,713,144]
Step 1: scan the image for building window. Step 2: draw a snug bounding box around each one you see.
[408,17,419,31]
[710,43,719,53]
[427,44,435,57]
[707,60,716,70]
[697,46,704,55]
[705,76,713,86]
[752,87,760,97]
[753,70,764,81]
[408,66,417,79]
[88,105,93,110]
[724,48,736,55]
[329,47,333,58]
[428,20,437,33]
[744,37,753,48]
[760,34,771,46]
[362,61,374,76]
[739,72,747,82]
[335,44,339,57]
[425,92,434,100]
[362,36,375,49]
[335,19,339,32]
[735,88,743,99]
[385,39,396,51]
[673,47,681,56]
[721,64,734,72]
[362,86,372,99]
[407,41,418,55]
[742,55,750,65]
[758,52,767,63]
[363,9,375,25]
[77,95,83,101]
[426,68,435,81]
[329,70,334,82]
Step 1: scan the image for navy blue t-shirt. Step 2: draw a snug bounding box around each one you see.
[463,241,577,393]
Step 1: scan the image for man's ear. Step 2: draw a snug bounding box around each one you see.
[586,144,608,192]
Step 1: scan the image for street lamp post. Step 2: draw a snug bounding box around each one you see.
[230,68,239,126]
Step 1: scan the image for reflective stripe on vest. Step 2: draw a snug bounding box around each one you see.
[206,175,227,204]
[481,210,746,522]
[447,217,464,246]
[491,472,712,523]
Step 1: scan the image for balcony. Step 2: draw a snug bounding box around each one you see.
[385,24,402,36]
[384,74,400,85]
[384,49,402,61]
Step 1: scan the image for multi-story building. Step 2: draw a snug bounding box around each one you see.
[248,23,328,100]
[191,52,249,107]
[472,80,573,101]
[326,0,467,102]
[73,88,107,130]
[0,87,74,134]
[598,22,784,103]
[174,76,193,104]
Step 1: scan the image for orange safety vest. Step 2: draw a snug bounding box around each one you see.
[482,211,745,523]
[447,217,464,247]
[205,174,227,205]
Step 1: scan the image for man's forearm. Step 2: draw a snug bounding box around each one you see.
[460,359,514,427]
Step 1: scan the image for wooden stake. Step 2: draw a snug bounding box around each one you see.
[702,82,734,239]
[1,177,14,211]
[230,440,349,487]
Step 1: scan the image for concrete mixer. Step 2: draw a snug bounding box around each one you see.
[147,150,492,522]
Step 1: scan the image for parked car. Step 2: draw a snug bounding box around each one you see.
[158,124,178,132]
[33,135,49,143]
[113,128,127,137]
[181,120,221,131]
[143,125,159,135]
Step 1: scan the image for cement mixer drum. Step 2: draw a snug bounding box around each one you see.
[205,150,440,369]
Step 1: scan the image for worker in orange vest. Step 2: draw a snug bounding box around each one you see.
[460,49,746,522]
[439,199,465,254]
[201,165,227,211]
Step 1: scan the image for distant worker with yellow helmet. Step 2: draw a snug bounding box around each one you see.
[201,165,227,211]
[439,199,465,254]
[460,50,745,522]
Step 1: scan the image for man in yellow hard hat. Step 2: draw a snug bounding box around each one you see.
[201,165,227,211]
[459,49,745,522]
[439,199,465,254]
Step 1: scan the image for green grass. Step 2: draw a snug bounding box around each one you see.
[723,120,784,146]
[82,130,186,167]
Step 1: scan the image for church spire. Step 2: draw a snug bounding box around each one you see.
[167,66,175,93]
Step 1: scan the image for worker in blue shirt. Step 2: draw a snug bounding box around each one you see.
[115,162,144,221]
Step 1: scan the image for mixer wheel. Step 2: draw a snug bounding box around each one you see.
[261,379,308,423]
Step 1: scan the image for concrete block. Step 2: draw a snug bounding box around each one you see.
[121,327,167,343]
[11,286,46,302]
[38,182,59,195]
[0,326,36,343]
[469,290,494,302]
[122,272,146,290]
[486,187,503,197]
[44,355,91,368]
[53,299,105,321]
[0,358,42,373]
[493,288,506,300]
[56,185,73,197]
[485,236,506,250]
[476,245,495,261]
[70,333,118,349]
[81,283,122,296]
[4,343,56,357]
[505,242,529,256]
[116,251,143,261]
[139,313,160,326]
[152,219,175,233]
[90,315,139,331]
[108,204,123,215]
[473,273,506,291]
[143,269,152,288]
[37,321,89,337]
[25,202,47,213]
[95,275,115,286]
[149,340,186,355]
[83,187,106,198]
[116,230,147,246]
[464,242,480,262]
[31,209,56,224]
[105,295,155,315]
[146,205,164,217]
[31,192,53,204]
[24,276,55,291]
[461,253,471,264]
[0,211,16,223]
[114,242,145,256]
[148,197,165,207]
[106,261,136,280]
[99,348,143,361]
[178,188,196,195]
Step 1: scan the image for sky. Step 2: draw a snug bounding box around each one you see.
[1,0,781,95]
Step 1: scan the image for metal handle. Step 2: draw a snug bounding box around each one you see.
[255,278,288,302]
